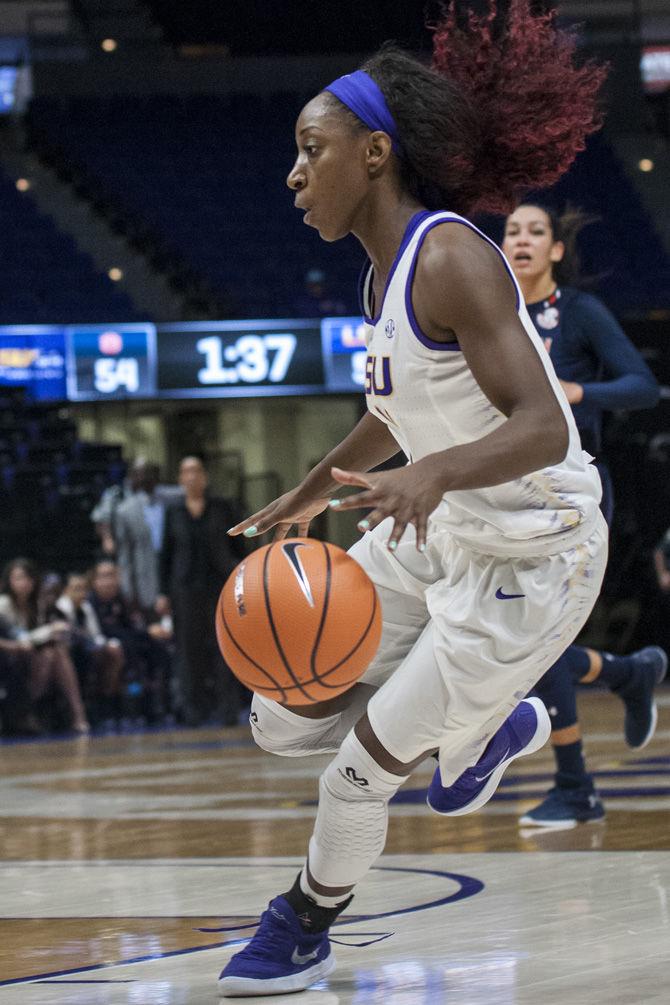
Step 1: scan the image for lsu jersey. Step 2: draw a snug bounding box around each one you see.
[360,209,602,556]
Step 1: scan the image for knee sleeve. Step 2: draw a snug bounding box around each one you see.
[533,653,578,731]
[306,729,407,890]
[249,686,375,757]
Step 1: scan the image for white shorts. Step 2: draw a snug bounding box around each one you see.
[350,513,608,785]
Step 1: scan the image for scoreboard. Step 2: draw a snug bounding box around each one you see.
[66,324,155,400]
[0,316,368,403]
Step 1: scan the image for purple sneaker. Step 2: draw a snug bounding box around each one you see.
[218,895,335,997]
[427,698,551,816]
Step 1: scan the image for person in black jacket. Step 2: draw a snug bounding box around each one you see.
[158,455,246,727]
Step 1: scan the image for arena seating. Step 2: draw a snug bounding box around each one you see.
[0,394,124,571]
[26,94,367,317]
[0,167,140,325]
[26,93,670,318]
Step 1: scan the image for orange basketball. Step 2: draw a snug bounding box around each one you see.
[216,537,381,705]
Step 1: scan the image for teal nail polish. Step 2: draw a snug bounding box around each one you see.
[388,540,398,552]
[358,519,370,532]
[328,499,341,509]
[418,543,426,553]
[243,525,258,538]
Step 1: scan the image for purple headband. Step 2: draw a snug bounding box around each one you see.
[325,70,402,156]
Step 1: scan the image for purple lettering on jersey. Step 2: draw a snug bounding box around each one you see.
[365,354,393,397]
[365,354,375,395]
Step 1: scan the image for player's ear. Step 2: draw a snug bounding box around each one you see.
[366,132,393,177]
[550,240,565,264]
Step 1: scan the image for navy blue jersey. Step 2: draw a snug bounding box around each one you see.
[527,286,659,455]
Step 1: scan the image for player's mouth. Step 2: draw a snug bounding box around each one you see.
[513,252,532,264]
[294,200,313,224]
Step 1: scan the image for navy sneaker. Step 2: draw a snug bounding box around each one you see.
[427,697,551,816]
[218,895,335,997]
[617,646,667,750]
[519,784,605,828]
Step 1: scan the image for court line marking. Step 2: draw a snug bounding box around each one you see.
[0,861,484,986]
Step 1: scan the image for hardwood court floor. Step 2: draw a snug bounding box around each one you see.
[1,691,669,1003]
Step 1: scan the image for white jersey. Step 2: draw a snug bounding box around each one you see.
[361,209,602,556]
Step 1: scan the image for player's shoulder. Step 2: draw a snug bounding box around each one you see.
[417,218,505,287]
[416,216,514,311]
[562,287,612,322]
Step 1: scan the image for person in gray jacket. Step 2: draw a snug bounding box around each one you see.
[114,460,182,612]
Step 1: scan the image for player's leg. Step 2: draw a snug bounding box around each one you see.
[521,638,667,828]
[519,650,604,827]
[218,623,439,998]
[427,519,608,817]
[570,643,667,749]
[218,522,607,996]
[219,524,437,996]
[222,556,577,1000]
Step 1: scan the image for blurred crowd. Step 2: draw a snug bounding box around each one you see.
[0,454,247,738]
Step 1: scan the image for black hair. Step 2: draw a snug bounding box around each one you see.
[362,46,483,215]
[1,558,40,628]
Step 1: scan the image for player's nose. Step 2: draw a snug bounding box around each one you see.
[286,163,305,190]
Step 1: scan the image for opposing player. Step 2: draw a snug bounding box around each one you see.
[220,2,609,995]
[503,203,665,827]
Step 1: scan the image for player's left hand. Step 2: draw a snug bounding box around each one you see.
[329,462,444,552]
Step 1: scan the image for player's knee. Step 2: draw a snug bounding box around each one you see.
[320,728,406,804]
[248,694,342,756]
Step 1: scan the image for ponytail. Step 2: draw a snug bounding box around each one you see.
[362,1,607,216]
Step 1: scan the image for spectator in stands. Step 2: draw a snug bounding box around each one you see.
[115,460,172,612]
[56,572,124,726]
[0,559,90,734]
[89,559,171,724]
[91,481,127,557]
[0,613,39,736]
[293,268,348,317]
[40,572,64,620]
[90,457,182,559]
[158,455,245,727]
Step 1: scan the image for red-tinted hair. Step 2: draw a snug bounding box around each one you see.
[431,0,607,214]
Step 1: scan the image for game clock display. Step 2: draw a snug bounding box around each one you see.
[156,320,325,397]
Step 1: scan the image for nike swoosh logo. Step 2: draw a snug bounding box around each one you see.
[474,747,510,782]
[291,946,320,965]
[495,588,525,600]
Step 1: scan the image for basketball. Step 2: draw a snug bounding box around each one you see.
[216,538,381,705]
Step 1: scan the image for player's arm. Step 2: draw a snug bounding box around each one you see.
[412,222,570,487]
[300,411,401,496]
[572,295,660,410]
[228,411,400,539]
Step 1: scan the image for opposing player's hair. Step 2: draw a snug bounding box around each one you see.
[358,0,607,216]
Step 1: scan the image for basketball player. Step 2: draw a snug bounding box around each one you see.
[502,204,666,827]
[220,3,609,995]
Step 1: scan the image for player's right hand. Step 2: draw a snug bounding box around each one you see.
[227,488,331,542]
